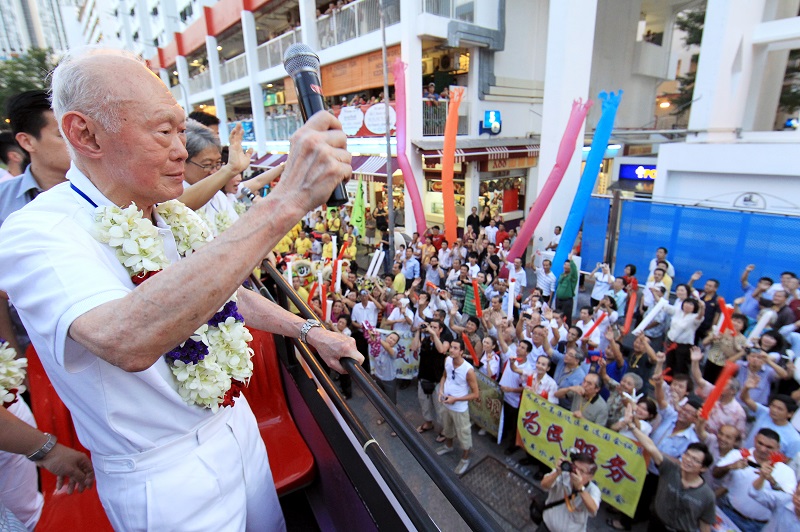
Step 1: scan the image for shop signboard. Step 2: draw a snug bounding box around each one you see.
[619,163,656,181]
[484,156,537,172]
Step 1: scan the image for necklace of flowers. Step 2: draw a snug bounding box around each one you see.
[81,188,254,411]
[0,340,26,408]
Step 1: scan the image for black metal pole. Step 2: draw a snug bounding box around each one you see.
[262,265,501,532]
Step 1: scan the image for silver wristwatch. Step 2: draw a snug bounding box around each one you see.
[27,433,57,461]
[299,319,322,344]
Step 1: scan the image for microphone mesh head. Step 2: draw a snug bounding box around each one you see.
[284,43,321,76]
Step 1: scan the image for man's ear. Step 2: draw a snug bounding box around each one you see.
[61,112,102,159]
[14,132,35,153]
[7,148,24,164]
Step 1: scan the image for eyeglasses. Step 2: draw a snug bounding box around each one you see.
[451,369,456,380]
[188,159,223,172]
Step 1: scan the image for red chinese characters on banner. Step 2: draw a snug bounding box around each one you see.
[573,438,599,461]
[522,411,541,436]
[602,455,635,483]
[546,424,566,455]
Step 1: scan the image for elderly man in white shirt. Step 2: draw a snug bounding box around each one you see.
[0,49,363,531]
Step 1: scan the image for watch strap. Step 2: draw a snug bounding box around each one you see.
[300,319,321,343]
[27,433,57,461]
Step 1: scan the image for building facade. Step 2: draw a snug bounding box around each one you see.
[94,0,799,243]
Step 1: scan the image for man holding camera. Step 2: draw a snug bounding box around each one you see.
[414,320,453,434]
[538,452,601,532]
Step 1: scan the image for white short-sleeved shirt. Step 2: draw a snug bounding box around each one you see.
[387,307,413,334]
[0,166,219,456]
[351,301,378,328]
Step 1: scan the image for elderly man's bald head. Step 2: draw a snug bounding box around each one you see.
[51,48,167,138]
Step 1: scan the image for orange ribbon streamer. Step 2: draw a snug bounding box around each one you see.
[699,361,738,419]
[622,292,637,335]
[472,279,483,318]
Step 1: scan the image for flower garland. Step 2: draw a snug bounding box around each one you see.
[92,200,253,411]
[215,211,234,233]
[0,340,26,408]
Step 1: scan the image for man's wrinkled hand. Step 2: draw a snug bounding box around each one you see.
[307,327,364,373]
[38,443,94,494]
[278,112,351,215]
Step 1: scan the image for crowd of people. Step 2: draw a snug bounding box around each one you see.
[277,197,800,530]
[2,47,800,532]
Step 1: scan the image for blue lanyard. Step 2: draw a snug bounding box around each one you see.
[70,183,98,208]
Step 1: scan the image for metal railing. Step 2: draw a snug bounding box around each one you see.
[421,0,474,23]
[259,263,500,531]
[317,0,400,50]
[422,99,469,136]
[257,29,303,71]
[187,69,211,93]
[220,53,248,85]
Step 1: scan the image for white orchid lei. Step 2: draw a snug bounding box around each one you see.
[92,199,254,411]
[0,340,26,408]
[215,211,234,233]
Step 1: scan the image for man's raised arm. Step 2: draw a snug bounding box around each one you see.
[68,112,356,372]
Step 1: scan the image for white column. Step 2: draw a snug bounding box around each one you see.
[742,0,800,131]
[175,55,192,112]
[159,68,171,88]
[688,0,766,142]
[400,0,424,235]
[530,0,597,253]
[298,0,319,51]
[241,10,267,156]
[205,35,230,140]
[161,0,179,37]
[136,0,153,46]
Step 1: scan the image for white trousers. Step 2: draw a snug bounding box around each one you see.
[0,400,43,531]
[93,396,284,532]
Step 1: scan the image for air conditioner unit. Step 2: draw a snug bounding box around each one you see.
[422,58,434,75]
[439,53,460,72]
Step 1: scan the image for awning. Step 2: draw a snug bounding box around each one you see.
[252,153,288,169]
[418,144,539,164]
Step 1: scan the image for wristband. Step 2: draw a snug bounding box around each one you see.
[27,433,57,462]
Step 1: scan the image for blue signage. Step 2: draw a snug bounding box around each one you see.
[619,164,656,181]
[484,110,501,131]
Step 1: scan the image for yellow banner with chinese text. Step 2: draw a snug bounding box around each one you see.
[517,391,646,517]
[468,370,503,437]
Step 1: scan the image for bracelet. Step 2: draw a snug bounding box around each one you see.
[27,433,57,462]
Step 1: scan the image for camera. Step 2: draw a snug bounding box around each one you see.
[559,461,573,473]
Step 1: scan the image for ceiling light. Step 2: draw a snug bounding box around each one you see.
[659,101,671,109]
[217,45,222,51]
[267,83,273,88]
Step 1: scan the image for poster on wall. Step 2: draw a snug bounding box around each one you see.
[339,106,365,136]
[364,103,397,135]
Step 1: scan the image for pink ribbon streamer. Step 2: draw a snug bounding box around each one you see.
[392,58,427,234]
[507,99,593,261]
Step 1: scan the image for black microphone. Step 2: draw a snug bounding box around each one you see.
[283,43,349,207]
[240,186,256,201]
